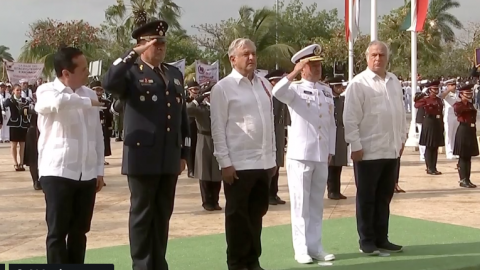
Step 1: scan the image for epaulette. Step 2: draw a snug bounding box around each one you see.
[292,80,302,84]
[318,81,329,86]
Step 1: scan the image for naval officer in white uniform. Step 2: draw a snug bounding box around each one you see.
[442,79,459,159]
[272,44,336,264]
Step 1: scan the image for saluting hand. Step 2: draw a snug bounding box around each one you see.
[133,39,157,55]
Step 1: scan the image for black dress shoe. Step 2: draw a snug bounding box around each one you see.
[459,179,477,188]
[275,196,286,204]
[427,170,441,175]
[359,244,380,255]
[269,197,278,205]
[328,193,347,200]
[33,182,42,190]
[203,204,215,211]
[377,241,403,253]
[214,204,222,210]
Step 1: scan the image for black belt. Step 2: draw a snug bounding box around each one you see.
[425,114,442,119]
[198,130,211,136]
[459,122,476,127]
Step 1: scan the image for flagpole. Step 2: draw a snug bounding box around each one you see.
[405,0,419,148]
[370,0,377,40]
[348,0,354,82]
[275,0,279,70]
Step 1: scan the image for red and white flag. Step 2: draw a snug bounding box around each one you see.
[345,0,360,43]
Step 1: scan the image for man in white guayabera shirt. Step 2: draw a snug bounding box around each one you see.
[272,44,336,265]
[35,46,105,264]
[210,38,276,270]
[343,40,406,256]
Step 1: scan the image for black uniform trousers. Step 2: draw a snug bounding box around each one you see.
[327,166,343,194]
[41,176,97,264]
[269,167,280,198]
[353,159,397,249]
[127,174,178,270]
[395,158,400,184]
[199,180,222,207]
[224,169,270,270]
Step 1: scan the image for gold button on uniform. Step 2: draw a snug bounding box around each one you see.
[167,127,170,132]
[318,126,321,129]
[167,115,171,119]
[319,114,322,118]
[136,142,140,146]
[166,91,169,95]
[319,136,322,140]
[167,103,171,107]
[146,91,150,94]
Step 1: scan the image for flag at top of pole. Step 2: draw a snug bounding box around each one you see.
[400,0,429,32]
[345,0,360,43]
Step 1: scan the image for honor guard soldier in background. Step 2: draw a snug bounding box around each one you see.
[23,94,41,190]
[265,69,289,205]
[452,84,478,188]
[325,76,348,200]
[273,44,336,264]
[186,81,222,211]
[415,81,428,161]
[414,81,450,175]
[102,10,190,270]
[442,79,459,159]
[90,81,114,167]
[185,79,200,178]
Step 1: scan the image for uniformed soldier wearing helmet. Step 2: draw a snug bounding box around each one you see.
[325,75,348,200]
[102,9,190,270]
[265,69,289,206]
[452,83,478,188]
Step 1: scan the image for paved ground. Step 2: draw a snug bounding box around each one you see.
[0,135,479,262]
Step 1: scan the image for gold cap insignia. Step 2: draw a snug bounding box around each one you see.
[159,30,163,36]
[313,46,321,56]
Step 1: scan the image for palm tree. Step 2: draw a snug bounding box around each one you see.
[0,45,14,62]
[404,0,462,42]
[226,6,296,72]
[104,0,183,35]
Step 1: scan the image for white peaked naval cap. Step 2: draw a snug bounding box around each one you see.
[291,44,324,64]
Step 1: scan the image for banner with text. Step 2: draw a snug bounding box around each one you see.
[3,61,44,84]
[168,59,186,75]
[195,61,219,84]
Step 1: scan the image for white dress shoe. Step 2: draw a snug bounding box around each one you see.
[294,254,313,264]
[311,251,336,261]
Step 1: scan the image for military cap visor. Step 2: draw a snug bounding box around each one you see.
[89,81,102,89]
[326,75,345,85]
[426,81,440,88]
[132,20,169,40]
[459,84,475,92]
[265,69,286,81]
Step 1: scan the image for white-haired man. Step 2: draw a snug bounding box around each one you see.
[272,44,336,264]
[343,40,406,255]
[210,38,276,270]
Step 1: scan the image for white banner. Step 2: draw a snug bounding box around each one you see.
[168,59,186,75]
[255,69,268,78]
[3,61,44,84]
[195,61,219,84]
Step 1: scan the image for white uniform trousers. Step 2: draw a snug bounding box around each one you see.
[416,124,425,160]
[1,111,10,141]
[287,159,328,257]
[444,115,459,159]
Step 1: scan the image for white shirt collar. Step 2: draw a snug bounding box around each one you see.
[365,68,393,82]
[230,68,258,85]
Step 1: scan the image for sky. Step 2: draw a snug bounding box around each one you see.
[1,0,478,59]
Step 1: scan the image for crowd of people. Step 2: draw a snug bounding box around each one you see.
[2,11,479,270]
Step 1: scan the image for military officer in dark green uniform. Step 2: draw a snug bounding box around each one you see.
[102,12,190,270]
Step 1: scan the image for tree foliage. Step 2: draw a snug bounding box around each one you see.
[17,0,473,80]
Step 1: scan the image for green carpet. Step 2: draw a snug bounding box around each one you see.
[4,216,480,270]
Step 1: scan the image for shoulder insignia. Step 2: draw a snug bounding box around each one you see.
[318,81,328,86]
[292,81,302,84]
